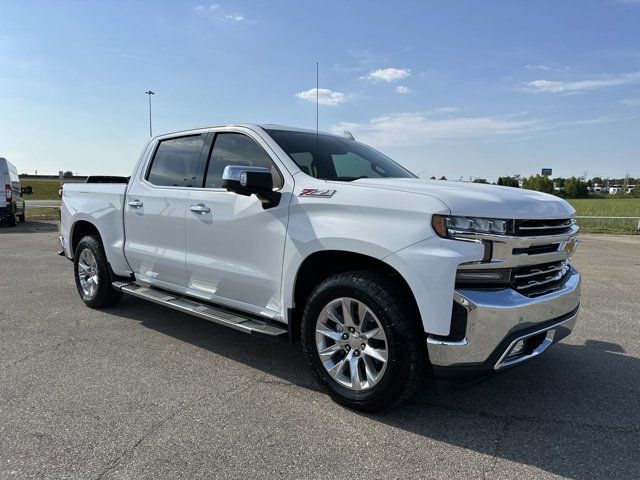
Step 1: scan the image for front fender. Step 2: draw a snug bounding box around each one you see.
[383,237,484,336]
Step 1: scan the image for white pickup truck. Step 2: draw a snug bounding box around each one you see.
[60,124,581,411]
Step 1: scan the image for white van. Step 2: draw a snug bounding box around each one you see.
[1,157,27,227]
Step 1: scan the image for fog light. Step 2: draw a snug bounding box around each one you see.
[507,340,526,359]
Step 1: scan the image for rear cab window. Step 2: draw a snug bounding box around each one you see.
[146,135,205,187]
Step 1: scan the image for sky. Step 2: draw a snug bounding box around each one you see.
[1,0,639,181]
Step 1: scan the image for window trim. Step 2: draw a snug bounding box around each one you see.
[200,131,285,191]
[144,133,207,189]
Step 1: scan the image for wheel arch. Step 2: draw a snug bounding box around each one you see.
[288,250,423,342]
[70,219,101,256]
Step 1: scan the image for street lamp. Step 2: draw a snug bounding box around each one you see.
[145,90,155,137]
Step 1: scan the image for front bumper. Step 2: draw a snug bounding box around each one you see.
[427,266,581,376]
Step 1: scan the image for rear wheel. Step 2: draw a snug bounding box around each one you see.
[301,271,425,412]
[7,213,17,227]
[18,212,25,222]
[74,235,122,308]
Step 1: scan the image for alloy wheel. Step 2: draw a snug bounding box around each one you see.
[315,297,389,391]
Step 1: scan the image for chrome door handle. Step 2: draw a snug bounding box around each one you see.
[190,203,211,214]
[128,199,143,208]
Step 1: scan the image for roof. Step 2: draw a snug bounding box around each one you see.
[152,123,349,144]
[255,123,339,136]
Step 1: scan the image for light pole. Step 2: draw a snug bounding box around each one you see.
[145,90,155,137]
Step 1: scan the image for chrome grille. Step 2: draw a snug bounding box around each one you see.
[454,217,578,298]
[511,260,571,297]
[514,218,573,236]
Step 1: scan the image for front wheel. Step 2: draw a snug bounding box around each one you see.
[301,271,425,412]
[73,235,123,308]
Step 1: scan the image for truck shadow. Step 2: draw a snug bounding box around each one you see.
[0,220,58,234]
[107,297,639,480]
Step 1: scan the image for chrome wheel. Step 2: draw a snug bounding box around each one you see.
[77,248,99,298]
[315,297,389,391]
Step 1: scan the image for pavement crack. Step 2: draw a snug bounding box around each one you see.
[2,337,92,369]
[94,378,253,479]
[482,419,509,479]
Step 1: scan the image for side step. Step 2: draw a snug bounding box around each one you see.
[114,282,287,338]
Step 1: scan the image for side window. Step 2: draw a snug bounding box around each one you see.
[205,133,282,189]
[331,152,385,179]
[147,135,205,187]
[9,170,20,191]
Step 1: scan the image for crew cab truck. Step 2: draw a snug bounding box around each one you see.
[60,124,581,411]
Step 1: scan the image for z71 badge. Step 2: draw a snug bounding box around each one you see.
[299,188,336,198]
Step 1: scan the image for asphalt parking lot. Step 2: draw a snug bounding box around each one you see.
[1,220,639,479]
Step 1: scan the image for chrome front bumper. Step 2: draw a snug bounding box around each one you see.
[427,266,581,375]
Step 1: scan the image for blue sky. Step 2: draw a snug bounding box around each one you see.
[1,0,639,180]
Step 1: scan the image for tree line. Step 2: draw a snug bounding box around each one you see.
[428,175,640,199]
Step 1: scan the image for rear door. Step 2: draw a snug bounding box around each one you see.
[185,129,292,317]
[124,132,207,290]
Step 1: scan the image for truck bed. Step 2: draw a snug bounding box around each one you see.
[60,182,131,276]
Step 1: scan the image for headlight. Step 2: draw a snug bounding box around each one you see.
[432,214,512,238]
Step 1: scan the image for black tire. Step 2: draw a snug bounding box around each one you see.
[301,271,426,412]
[18,213,25,223]
[73,235,123,308]
[7,213,17,227]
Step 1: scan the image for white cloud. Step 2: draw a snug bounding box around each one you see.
[194,4,245,22]
[621,97,640,106]
[524,64,571,73]
[395,85,410,94]
[332,112,543,147]
[524,64,552,71]
[360,67,411,82]
[296,88,346,106]
[524,72,640,93]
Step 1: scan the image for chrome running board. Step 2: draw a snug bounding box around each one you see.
[112,281,287,338]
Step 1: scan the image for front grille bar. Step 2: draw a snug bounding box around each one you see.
[518,222,572,231]
[513,262,567,280]
[515,265,570,290]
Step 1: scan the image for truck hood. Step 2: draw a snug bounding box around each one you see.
[350,178,575,219]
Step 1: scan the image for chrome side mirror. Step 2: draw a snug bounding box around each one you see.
[221,165,281,208]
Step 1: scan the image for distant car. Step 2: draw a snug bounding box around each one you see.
[85,176,129,184]
[1,157,30,227]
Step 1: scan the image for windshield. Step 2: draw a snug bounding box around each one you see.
[265,129,415,181]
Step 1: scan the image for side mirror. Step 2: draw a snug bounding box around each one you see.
[21,186,33,195]
[222,165,281,208]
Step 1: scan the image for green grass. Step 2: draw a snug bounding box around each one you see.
[20,179,62,200]
[567,197,640,234]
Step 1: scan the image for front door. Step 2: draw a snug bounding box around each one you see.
[185,130,290,317]
[124,133,206,289]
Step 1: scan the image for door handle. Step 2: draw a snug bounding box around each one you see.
[128,199,143,208]
[190,203,211,214]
